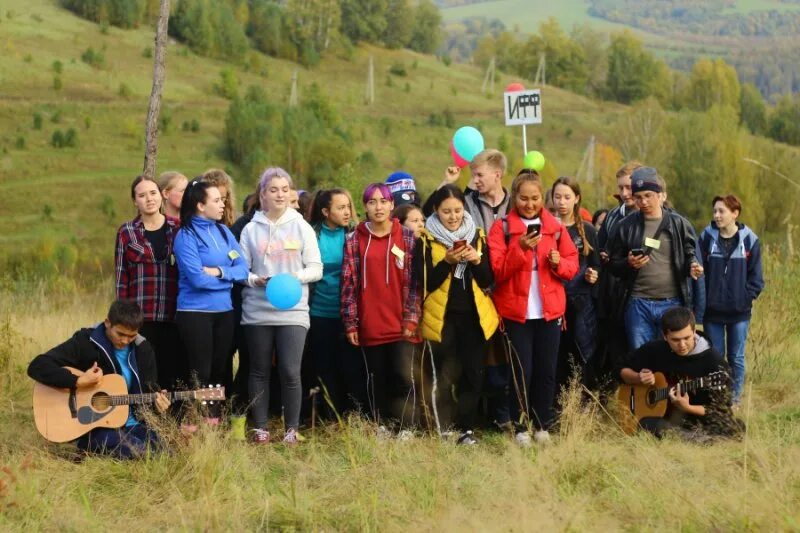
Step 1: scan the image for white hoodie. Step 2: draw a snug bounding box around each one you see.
[239,209,322,328]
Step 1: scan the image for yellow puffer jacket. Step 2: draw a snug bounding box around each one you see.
[419,229,500,342]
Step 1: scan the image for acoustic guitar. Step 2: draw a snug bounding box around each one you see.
[33,367,225,442]
[616,371,727,435]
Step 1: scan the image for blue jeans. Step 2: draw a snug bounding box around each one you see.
[624,297,682,350]
[704,320,750,403]
[76,424,161,459]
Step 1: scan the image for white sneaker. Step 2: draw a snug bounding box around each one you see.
[514,431,532,448]
[534,430,551,445]
[396,429,415,441]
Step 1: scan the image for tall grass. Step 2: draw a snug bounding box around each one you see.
[1,256,799,530]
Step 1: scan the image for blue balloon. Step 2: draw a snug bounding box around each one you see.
[452,126,485,163]
[265,273,302,310]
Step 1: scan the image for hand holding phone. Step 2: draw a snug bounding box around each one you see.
[452,239,467,251]
[526,223,541,237]
[631,248,645,257]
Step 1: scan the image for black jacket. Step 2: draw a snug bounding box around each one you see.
[607,207,698,307]
[28,323,159,393]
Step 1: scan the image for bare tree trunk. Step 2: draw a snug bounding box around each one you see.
[142,0,170,179]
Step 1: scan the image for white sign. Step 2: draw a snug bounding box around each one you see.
[504,89,542,126]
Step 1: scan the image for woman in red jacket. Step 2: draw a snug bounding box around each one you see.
[488,170,579,446]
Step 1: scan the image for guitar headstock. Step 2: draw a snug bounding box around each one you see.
[196,385,226,402]
[704,371,729,390]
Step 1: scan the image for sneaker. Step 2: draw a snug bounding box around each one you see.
[396,430,415,441]
[230,416,247,441]
[283,428,299,446]
[515,431,532,448]
[376,425,392,440]
[457,430,478,445]
[533,430,551,445]
[180,423,199,435]
[250,428,270,444]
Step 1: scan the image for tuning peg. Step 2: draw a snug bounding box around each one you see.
[202,400,207,405]
[216,384,221,388]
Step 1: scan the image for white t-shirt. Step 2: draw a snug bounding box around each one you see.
[520,216,544,320]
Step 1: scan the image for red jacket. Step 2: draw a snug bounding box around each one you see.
[488,209,579,324]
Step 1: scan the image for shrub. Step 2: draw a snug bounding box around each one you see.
[142,46,152,58]
[52,60,62,73]
[51,130,64,147]
[14,136,26,149]
[63,127,78,147]
[80,47,105,68]
[214,68,239,100]
[389,62,407,77]
[53,75,62,91]
[118,82,132,98]
[32,112,42,130]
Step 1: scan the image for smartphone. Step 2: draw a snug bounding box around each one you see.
[631,248,645,257]
[452,239,467,251]
[526,223,541,237]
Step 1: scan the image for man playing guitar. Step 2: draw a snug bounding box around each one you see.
[619,306,742,440]
[28,300,171,458]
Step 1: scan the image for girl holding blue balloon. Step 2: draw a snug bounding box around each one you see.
[239,167,322,445]
[174,179,249,424]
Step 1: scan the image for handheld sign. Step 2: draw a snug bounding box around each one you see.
[504,89,542,126]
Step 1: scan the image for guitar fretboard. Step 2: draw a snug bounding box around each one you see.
[650,375,720,402]
[107,390,209,406]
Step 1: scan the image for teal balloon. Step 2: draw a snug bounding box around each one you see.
[265,273,302,310]
[524,151,546,172]
[452,126,485,162]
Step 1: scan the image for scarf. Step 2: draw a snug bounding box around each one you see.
[425,211,477,280]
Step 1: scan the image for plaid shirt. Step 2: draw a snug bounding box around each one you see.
[115,216,180,322]
[340,223,421,337]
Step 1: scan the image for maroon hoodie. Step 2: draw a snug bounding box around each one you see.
[341,219,421,347]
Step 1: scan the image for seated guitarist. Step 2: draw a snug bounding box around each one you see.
[28,300,171,459]
[619,306,742,440]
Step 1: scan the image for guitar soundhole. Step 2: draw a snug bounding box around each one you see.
[90,392,113,412]
[646,390,657,405]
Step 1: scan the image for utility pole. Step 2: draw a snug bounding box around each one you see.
[365,56,375,105]
[142,0,170,179]
[481,56,496,95]
[289,70,298,107]
[534,53,546,87]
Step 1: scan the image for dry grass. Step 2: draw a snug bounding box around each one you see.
[1,258,799,530]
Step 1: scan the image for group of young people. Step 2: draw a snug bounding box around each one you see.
[27,150,763,458]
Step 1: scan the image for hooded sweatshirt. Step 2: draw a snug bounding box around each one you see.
[341,219,420,347]
[310,223,347,319]
[174,216,249,312]
[239,209,322,329]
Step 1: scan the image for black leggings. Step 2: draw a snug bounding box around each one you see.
[430,312,488,432]
[506,318,562,431]
[308,316,367,419]
[176,311,235,415]
[362,341,415,428]
[139,320,187,390]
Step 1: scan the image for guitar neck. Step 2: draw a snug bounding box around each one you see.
[108,390,205,406]
[650,376,709,402]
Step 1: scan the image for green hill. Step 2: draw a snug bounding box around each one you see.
[0,0,631,274]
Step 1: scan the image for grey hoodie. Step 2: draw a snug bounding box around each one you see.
[239,209,322,328]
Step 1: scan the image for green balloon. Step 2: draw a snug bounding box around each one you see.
[524,151,546,171]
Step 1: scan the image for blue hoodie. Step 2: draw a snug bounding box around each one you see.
[174,216,249,312]
[698,221,765,323]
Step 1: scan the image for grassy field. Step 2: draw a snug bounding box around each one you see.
[0,0,629,271]
[1,253,799,530]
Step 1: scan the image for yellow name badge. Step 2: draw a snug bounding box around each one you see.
[228,250,240,260]
[391,244,405,261]
[644,237,661,250]
[284,239,301,251]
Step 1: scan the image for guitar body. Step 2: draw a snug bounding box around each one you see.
[33,367,130,443]
[616,371,670,435]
